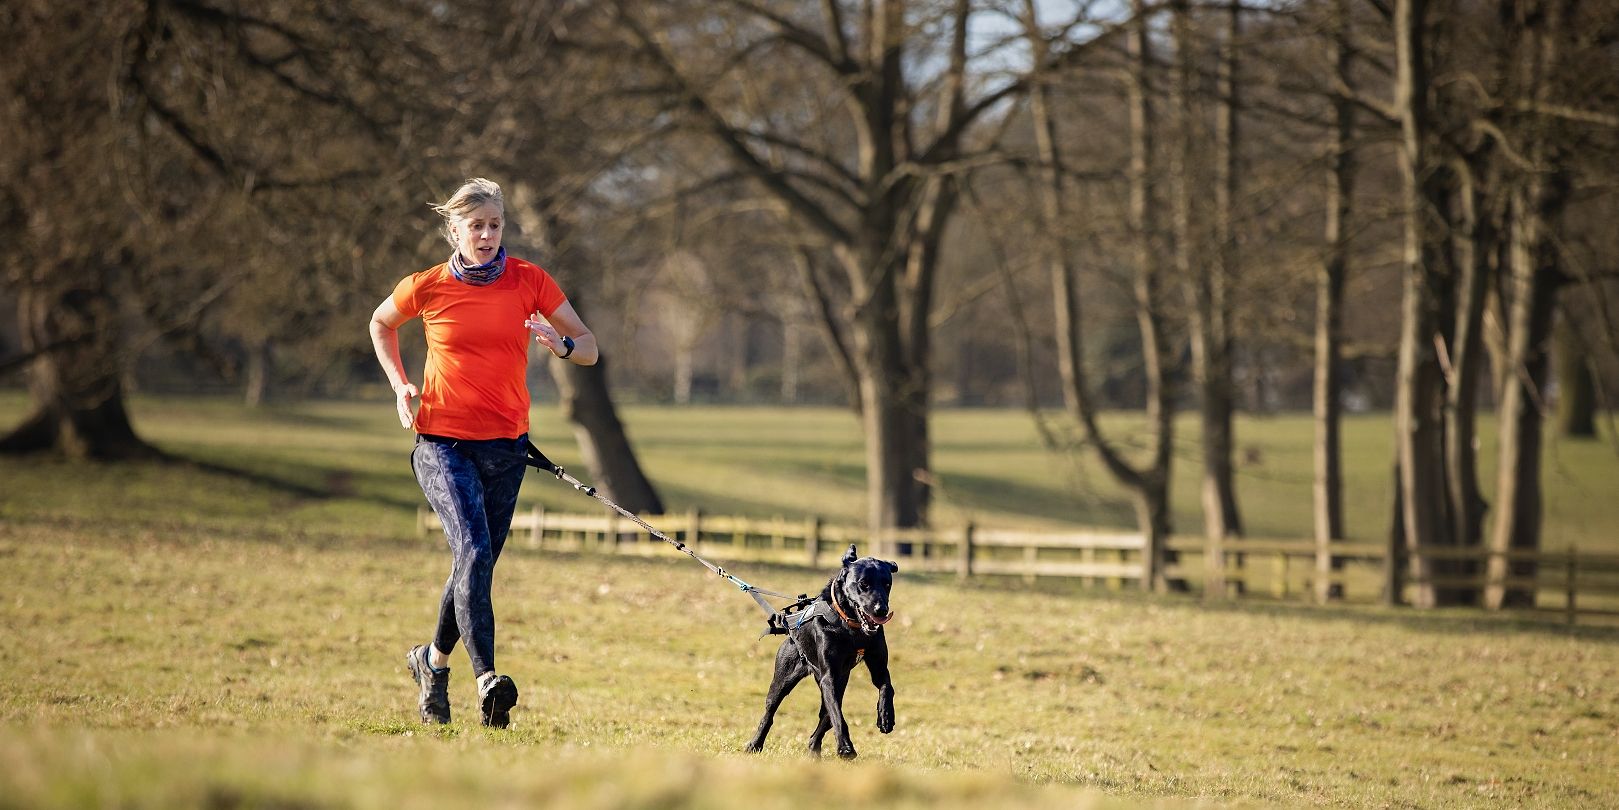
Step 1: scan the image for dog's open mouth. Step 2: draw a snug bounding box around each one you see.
[861,609,893,627]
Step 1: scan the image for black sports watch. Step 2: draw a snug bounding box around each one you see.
[558,335,575,359]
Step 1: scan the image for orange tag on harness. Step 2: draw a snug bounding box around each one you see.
[855,648,865,663]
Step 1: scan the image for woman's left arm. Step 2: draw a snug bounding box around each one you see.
[525,301,599,366]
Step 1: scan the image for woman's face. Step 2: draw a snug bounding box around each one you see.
[451,203,503,265]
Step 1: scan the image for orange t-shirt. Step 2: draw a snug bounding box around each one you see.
[392,256,568,440]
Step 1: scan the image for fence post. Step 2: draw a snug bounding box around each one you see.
[1274,553,1290,599]
[1023,541,1038,585]
[417,506,430,540]
[1206,530,1226,600]
[1314,538,1336,604]
[806,516,822,567]
[688,508,703,554]
[606,511,620,553]
[1566,545,1578,627]
[958,523,975,581]
[1141,531,1159,592]
[530,504,545,549]
[1382,543,1403,606]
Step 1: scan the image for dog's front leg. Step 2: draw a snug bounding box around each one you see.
[866,638,895,734]
[817,668,856,759]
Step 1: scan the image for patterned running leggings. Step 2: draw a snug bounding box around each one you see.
[411,433,528,678]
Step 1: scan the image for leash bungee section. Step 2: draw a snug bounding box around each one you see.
[522,440,809,627]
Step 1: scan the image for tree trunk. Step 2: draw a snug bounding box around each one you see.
[0,274,158,461]
[1314,0,1354,602]
[1134,474,1175,592]
[1202,0,1245,550]
[1554,316,1595,437]
[1486,180,1564,608]
[1170,0,1241,593]
[535,212,664,514]
[780,301,802,404]
[1393,0,1451,609]
[1385,458,1408,605]
[244,339,271,408]
[848,263,927,537]
[899,175,957,533]
[548,352,664,515]
[726,315,748,397]
[1440,163,1493,605]
[1485,0,1571,610]
[1128,0,1183,592]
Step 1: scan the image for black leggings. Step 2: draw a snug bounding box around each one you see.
[411,434,528,677]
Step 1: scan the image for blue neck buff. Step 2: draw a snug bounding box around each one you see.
[449,245,507,286]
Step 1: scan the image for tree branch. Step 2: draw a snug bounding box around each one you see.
[612,1,853,245]
[715,0,860,77]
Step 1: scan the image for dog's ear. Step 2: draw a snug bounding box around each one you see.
[842,544,859,565]
[885,560,899,574]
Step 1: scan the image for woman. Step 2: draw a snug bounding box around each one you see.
[369,178,598,727]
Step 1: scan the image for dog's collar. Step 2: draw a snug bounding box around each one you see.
[829,585,874,633]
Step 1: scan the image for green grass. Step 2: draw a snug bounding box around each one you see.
[1,394,1618,808]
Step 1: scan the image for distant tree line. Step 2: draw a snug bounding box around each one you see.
[3,0,1617,607]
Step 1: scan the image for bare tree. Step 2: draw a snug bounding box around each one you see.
[1314,0,1357,601]
[1172,0,1245,590]
[0,2,158,459]
[1022,0,1182,590]
[607,0,1130,533]
[0,0,446,456]
[1391,0,1456,608]
[1485,0,1581,608]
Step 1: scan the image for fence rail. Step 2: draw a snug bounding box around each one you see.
[418,507,1619,624]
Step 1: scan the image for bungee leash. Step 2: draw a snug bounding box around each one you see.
[521,440,808,625]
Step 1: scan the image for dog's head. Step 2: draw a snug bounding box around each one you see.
[829,544,899,633]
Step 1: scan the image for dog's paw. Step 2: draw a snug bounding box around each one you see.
[877,698,895,733]
[837,745,858,760]
[744,741,764,753]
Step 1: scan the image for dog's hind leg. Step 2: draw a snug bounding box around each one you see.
[745,641,808,752]
[807,702,830,756]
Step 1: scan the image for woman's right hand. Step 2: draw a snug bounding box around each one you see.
[395,383,419,429]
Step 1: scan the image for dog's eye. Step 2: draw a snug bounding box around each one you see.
[859,582,870,591]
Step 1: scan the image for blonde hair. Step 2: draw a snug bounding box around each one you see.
[431,178,504,248]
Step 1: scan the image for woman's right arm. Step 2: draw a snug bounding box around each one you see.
[369,297,418,429]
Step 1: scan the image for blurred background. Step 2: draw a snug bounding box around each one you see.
[3,0,1618,589]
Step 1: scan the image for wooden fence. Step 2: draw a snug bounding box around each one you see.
[419,507,1619,625]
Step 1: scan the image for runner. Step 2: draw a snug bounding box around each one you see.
[368,177,598,726]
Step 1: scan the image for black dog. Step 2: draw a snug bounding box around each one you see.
[746,544,898,758]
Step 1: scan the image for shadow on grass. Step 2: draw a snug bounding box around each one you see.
[925,469,1136,528]
[168,452,421,511]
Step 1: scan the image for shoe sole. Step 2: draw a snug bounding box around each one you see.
[481,676,518,728]
[405,647,451,725]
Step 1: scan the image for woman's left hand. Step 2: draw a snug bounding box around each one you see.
[524,318,564,354]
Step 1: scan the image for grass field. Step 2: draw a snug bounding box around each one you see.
[2,394,1618,808]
